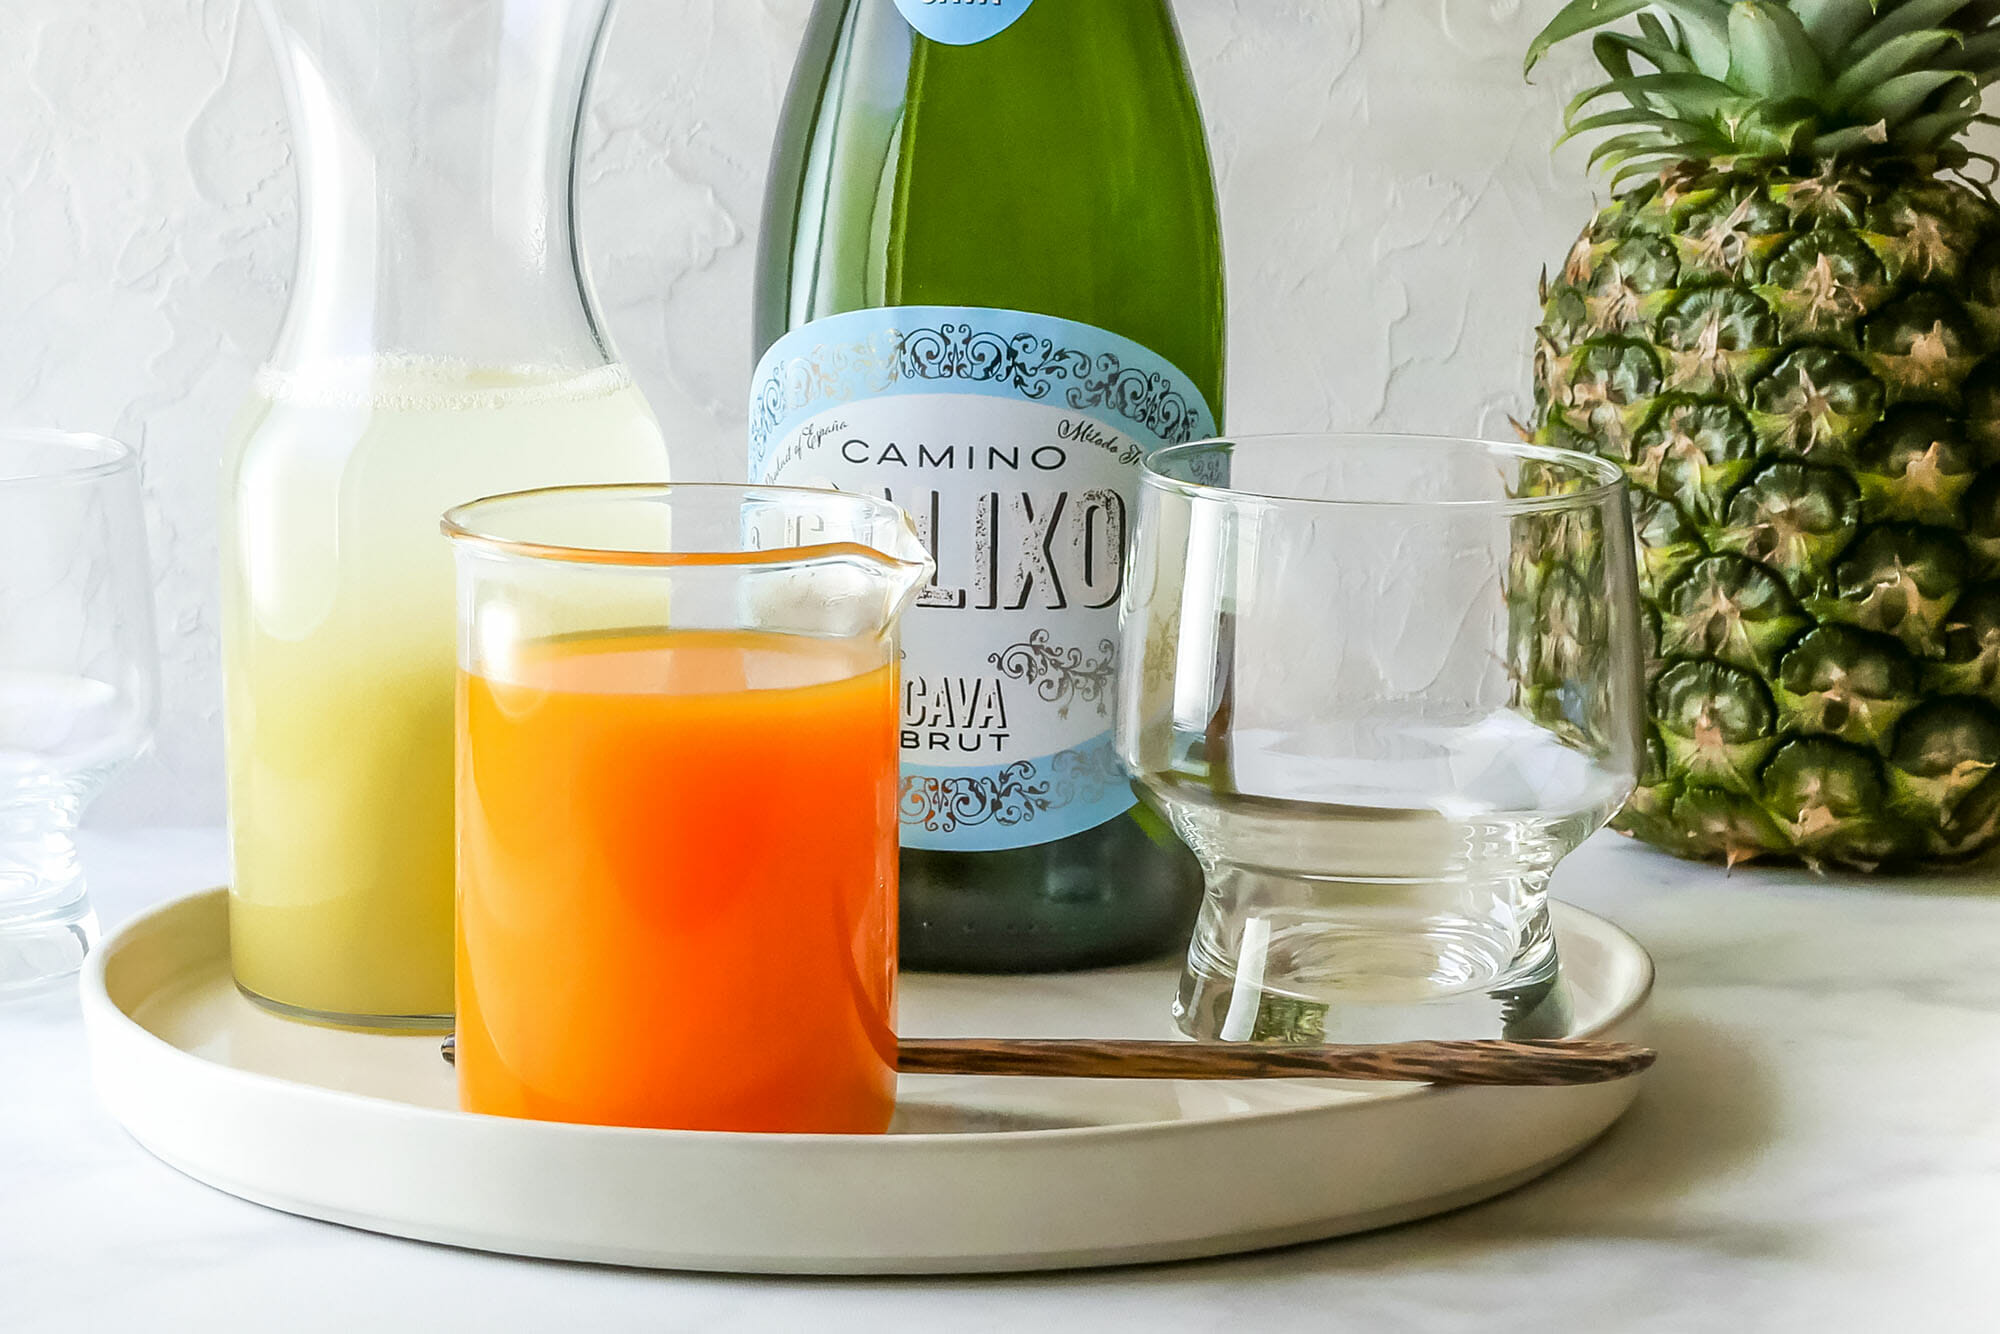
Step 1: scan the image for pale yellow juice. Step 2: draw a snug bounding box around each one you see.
[221,358,667,1025]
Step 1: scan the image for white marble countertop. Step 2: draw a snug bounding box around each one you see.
[6,829,1997,1332]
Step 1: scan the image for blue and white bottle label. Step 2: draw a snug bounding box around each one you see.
[892,0,1037,46]
[750,306,1217,851]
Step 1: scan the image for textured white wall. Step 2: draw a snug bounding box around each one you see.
[1,0,1607,826]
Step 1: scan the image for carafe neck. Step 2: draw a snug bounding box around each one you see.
[257,0,618,375]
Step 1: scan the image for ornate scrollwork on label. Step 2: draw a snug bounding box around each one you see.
[989,629,1116,719]
[1046,743,1128,810]
[899,762,1051,834]
[749,316,1208,465]
[1139,609,1181,697]
[897,325,1097,398]
[1070,358,1206,445]
[899,741,1127,834]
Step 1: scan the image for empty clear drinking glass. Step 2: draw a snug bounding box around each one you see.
[1118,434,1644,1043]
[1,431,157,995]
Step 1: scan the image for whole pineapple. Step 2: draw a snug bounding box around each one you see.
[1528,0,2000,869]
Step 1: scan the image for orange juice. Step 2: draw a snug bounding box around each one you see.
[455,629,899,1132]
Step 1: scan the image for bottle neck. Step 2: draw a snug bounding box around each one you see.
[258,0,617,377]
[757,0,1223,402]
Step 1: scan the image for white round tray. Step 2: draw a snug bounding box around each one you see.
[81,889,1653,1274]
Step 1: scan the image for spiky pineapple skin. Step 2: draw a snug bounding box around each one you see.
[1533,163,2000,870]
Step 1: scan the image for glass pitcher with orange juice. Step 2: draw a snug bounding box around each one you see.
[222,0,667,1029]
[445,485,932,1133]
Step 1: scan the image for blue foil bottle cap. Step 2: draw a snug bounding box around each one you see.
[893,0,1038,46]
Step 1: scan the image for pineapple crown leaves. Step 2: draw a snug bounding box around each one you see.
[1527,1,2000,187]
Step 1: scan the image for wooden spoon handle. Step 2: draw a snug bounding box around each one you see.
[443,1035,1654,1087]
[895,1037,1655,1087]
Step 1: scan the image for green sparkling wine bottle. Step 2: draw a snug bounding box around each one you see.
[751,0,1226,971]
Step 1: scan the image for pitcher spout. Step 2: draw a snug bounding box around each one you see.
[744,490,935,642]
[859,510,937,627]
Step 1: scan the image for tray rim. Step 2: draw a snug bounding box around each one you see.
[122,1134,1612,1275]
[82,885,1655,1146]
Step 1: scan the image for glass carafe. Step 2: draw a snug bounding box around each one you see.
[223,0,668,1030]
